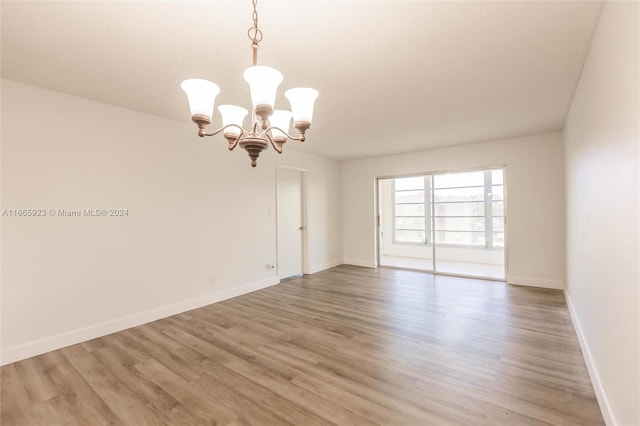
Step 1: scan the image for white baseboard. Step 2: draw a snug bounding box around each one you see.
[0,276,280,366]
[506,274,564,289]
[565,291,616,426]
[343,258,376,268]
[307,259,343,274]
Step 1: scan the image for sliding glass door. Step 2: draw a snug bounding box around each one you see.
[377,167,506,280]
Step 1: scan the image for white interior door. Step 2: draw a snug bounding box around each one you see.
[277,168,304,279]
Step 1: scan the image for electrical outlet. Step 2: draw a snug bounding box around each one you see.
[209,276,216,286]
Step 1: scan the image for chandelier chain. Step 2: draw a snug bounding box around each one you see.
[247,0,263,43]
[252,0,258,31]
[247,0,263,65]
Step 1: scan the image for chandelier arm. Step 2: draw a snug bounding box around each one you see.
[263,126,304,142]
[265,133,283,154]
[201,124,244,138]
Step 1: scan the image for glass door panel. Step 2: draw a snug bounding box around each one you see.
[377,175,434,271]
[433,168,505,279]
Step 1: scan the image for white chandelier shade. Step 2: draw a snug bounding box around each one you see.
[285,88,320,123]
[269,110,293,139]
[243,65,283,109]
[180,79,220,118]
[218,104,248,136]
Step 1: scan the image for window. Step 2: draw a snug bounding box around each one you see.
[392,168,504,248]
[393,176,430,244]
[433,169,503,248]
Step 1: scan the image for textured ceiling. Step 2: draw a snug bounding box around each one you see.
[1,1,602,160]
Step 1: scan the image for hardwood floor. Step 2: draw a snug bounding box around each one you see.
[1,265,604,425]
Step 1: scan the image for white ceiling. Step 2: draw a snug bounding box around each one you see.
[1,0,602,160]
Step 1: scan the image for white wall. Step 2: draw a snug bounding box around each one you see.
[342,132,565,288]
[563,2,639,425]
[0,79,342,364]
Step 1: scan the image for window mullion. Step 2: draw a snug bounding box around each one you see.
[484,170,493,248]
[424,176,429,244]
[391,179,396,243]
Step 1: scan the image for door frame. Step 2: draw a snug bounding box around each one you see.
[375,165,508,281]
[276,164,309,277]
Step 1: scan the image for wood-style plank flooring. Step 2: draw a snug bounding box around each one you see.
[1,265,604,425]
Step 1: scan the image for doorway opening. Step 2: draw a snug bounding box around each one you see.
[277,166,307,279]
[377,167,506,280]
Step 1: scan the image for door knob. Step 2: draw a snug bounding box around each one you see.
[299,226,305,230]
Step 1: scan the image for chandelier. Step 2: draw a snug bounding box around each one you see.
[180,0,319,167]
